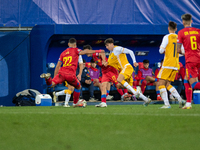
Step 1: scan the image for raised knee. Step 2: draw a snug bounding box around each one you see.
[116,83,122,89]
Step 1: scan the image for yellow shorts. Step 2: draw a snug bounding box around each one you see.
[157,68,178,82]
[120,64,133,86]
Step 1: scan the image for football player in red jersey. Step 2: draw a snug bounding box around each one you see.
[40,38,105,107]
[177,14,200,109]
[84,45,131,107]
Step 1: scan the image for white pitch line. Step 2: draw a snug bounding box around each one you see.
[0,111,200,116]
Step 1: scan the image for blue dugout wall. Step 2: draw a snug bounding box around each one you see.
[0,32,30,106]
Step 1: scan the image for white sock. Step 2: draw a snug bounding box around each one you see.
[122,81,148,102]
[65,93,71,105]
[56,90,65,96]
[122,81,137,95]
[160,88,170,106]
[138,93,148,102]
[186,102,191,107]
[168,86,182,102]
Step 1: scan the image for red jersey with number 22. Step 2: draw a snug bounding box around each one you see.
[178,27,200,63]
[58,47,81,74]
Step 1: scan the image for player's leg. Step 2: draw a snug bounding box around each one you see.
[40,73,57,87]
[183,75,192,109]
[158,79,171,108]
[106,82,114,100]
[188,63,200,90]
[53,81,69,102]
[166,82,185,108]
[157,68,171,108]
[117,65,151,106]
[108,70,132,101]
[65,74,83,107]
[188,62,200,90]
[95,81,107,107]
[183,63,200,109]
[95,73,112,107]
[154,79,162,101]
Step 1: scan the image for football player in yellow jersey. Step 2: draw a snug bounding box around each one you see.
[104,38,151,106]
[158,21,186,109]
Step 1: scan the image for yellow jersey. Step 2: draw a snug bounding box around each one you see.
[159,33,179,70]
[107,46,135,71]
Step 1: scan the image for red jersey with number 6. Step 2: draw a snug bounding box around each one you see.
[177,27,200,63]
[58,47,81,74]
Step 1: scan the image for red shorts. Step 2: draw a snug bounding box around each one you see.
[185,62,200,80]
[101,71,119,84]
[52,72,81,89]
[147,82,154,86]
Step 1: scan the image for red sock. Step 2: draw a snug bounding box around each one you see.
[73,89,80,104]
[123,88,128,94]
[117,89,124,96]
[184,83,192,103]
[101,95,106,103]
[132,81,137,90]
[45,77,52,86]
[141,80,147,93]
[193,82,200,89]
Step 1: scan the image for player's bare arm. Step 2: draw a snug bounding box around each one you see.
[177,44,182,54]
[77,63,83,81]
[99,50,106,65]
[104,62,108,67]
[54,61,62,77]
[79,49,102,56]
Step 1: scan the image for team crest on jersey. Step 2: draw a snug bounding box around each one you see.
[78,49,81,52]
[66,51,69,54]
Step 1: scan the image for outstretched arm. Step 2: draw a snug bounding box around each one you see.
[123,48,138,67]
[79,49,104,55]
[123,48,137,65]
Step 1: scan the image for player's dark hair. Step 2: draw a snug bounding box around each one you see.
[181,14,192,21]
[83,59,86,63]
[68,38,76,44]
[143,59,149,64]
[161,59,163,63]
[168,21,177,30]
[104,38,114,44]
[83,44,92,50]
[90,59,95,63]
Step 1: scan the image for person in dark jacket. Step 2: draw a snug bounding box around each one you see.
[77,59,98,102]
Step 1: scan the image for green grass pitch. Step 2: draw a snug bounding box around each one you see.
[0,104,200,150]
